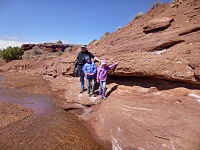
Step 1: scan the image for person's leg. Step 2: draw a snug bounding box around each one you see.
[99,81,103,96]
[91,78,95,95]
[86,78,90,95]
[102,81,107,99]
[79,70,84,92]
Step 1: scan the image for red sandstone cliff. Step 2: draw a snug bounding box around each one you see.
[0,0,200,149]
[87,0,200,84]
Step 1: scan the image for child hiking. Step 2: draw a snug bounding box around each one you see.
[97,59,118,100]
[82,56,97,97]
[76,45,100,93]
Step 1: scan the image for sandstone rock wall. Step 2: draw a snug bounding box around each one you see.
[1,1,200,85]
[21,43,73,53]
[87,0,200,84]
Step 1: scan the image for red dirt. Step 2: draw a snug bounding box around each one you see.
[0,102,33,129]
[0,0,199,149]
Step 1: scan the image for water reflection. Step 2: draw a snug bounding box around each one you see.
[0,74,101,150]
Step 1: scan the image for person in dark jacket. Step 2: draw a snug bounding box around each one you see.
[82,56,97,96]
[76,45,100,93]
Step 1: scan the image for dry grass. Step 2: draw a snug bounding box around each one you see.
[171,0,182,8]
[133,12,144,20]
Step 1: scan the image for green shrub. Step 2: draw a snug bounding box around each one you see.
[2,46,23,62]
[134,12,144,20]
[57,40,63,44]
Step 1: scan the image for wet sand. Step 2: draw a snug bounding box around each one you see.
[0,73,103,150]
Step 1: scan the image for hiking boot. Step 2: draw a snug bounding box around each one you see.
[102,96,107,100]
[101,92,106,100]
[80,88,84,93]
[91,94,96,97]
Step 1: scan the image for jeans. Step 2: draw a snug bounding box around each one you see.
[86,78,95,95]
[99,81,106,96]
[80,69,85,90]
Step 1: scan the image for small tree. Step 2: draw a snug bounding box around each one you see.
[2,46,23,62]
[57,40,63,44]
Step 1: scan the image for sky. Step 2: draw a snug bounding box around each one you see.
[0,0,171,49]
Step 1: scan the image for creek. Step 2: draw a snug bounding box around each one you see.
[0,75,101,150]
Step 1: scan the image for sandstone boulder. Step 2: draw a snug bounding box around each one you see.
[143,17,173,33]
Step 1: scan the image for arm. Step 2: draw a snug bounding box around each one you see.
[94,57,100,62]
[88,63,97,76]
[90,52,100,62]
[108,62,118,69]
[82,65,87,74]
[76,53,81,64]
[96,67,100,82]
[92,63,97,74]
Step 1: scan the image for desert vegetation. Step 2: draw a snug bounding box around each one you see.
[133,12,144,20]
[151,0,163,9]
[32,49,42,55]
[57,40,63,44]
[101,32,110,40]
[1,46,23,62]
[171,0,182,7]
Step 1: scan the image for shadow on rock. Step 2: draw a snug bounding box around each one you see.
[107,76,200,91]
[106,85,119,97]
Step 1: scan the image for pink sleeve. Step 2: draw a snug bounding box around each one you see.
[97,67,100,80]
[108,63,117,69]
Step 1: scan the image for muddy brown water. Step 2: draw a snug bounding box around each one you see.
[0,75,102,150]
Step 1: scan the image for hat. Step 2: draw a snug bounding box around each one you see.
[85,56,90,61]
[101,60,106,65]
[81,45,87,48]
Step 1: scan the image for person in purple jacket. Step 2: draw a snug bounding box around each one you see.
[82,56,97,97]
[96,59,118,100]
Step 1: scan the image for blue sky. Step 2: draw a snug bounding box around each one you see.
[0,0,170,49]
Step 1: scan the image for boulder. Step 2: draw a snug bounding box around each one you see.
[143,17,173,33]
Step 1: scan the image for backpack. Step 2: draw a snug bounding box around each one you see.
[73,60,79,77]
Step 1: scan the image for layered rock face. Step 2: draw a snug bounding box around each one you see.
[21,43,73,53]
[2,1,200,84]
[40,1,200,149]
[88,0,200,84]
[0,0,200,149]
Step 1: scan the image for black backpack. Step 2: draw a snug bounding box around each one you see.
[73,60,79,77]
